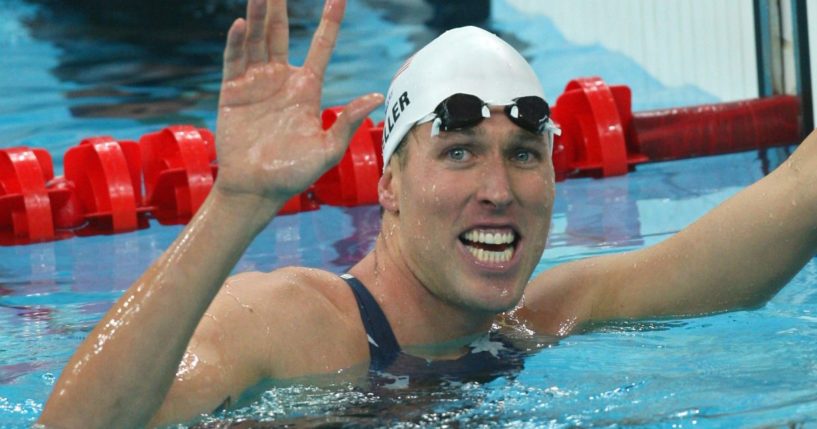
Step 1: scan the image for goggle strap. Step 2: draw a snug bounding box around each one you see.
[545,119,561,136]
[430,117,442,138]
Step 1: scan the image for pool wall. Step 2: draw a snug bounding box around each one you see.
[506,0,757,104]
[506,0,817,132]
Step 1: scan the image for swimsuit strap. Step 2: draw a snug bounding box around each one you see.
[340,274,401,370]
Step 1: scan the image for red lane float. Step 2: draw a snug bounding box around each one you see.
[313,107,381,207]
[0,80,802,245]
[47,176,84,230]
[0,148,58,244]
[279,187,320,215]
[549,76,801,180]
[140,125,318,220]
[551,77,648,180]
[64,136,148,235]
[630,95,801,161]
[140,126,216,225]
[0,108,380,244]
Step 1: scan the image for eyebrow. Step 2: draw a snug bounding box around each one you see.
[509,131,548,146]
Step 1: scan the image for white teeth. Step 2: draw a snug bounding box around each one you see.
[461,229,517,265]
[466,245,514,264]
[463,229,515,245]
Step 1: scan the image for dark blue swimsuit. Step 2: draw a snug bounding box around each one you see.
[341,274,525,388]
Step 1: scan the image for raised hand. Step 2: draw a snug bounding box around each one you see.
[38,4,385,427]
[213,0,383,207]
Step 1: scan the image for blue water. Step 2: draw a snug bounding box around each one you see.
[2,0,817,427]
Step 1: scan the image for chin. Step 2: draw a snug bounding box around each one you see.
[457,279,526,314]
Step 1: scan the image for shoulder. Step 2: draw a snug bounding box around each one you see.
[213,266,362,334]
[209,267,368,377]
[221,267,358,318]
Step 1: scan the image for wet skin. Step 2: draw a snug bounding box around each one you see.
[36,0,817,426]
[381,112,554,315]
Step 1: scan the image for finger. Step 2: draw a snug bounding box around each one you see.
[223,18,247,81]
[266,0,289,62]
[326,93,385,162]
[245,0,269,64]
[303,0,345,80]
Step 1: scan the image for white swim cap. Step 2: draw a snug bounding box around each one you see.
[381,26,547,172]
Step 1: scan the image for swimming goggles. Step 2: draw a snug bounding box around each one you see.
[419,93,560,138]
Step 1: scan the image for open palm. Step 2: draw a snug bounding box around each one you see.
[213,0,383,204]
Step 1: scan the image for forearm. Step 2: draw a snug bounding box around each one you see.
[656,166,814,313]
[604,136,817,319]
[38,0,379,422]
[39,189,281,429]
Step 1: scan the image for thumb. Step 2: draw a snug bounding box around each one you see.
[326,92,384,162]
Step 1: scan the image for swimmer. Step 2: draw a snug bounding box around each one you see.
[38,0,817,427]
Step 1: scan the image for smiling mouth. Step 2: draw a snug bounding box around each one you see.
[459,229,519,264]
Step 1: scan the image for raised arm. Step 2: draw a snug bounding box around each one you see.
[38,0,382,427]
[521,130,817,332]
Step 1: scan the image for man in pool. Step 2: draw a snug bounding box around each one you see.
[38,0,817,427]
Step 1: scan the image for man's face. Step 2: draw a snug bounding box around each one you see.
[387,108,555,313]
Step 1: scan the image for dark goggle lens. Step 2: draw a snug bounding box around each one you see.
[507,96,550,134]
[435,93,486,131]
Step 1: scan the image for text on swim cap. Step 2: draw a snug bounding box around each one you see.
[384,91,410,143]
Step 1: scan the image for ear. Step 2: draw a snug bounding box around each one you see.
[378,164,399,213]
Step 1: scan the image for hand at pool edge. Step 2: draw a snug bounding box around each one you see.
[211,0,383,218]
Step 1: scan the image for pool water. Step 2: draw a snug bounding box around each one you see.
[2,0,817,427]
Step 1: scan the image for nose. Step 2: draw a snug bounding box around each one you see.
[476,158,514,210]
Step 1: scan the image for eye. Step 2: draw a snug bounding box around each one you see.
[446,147,472,162]
[514,151,531,162]
[512,149,539,164]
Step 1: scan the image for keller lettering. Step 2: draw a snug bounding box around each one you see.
[384,91,410,143]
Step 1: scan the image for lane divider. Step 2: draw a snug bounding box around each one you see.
[551,76,800,180]
[0,77,801,245]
